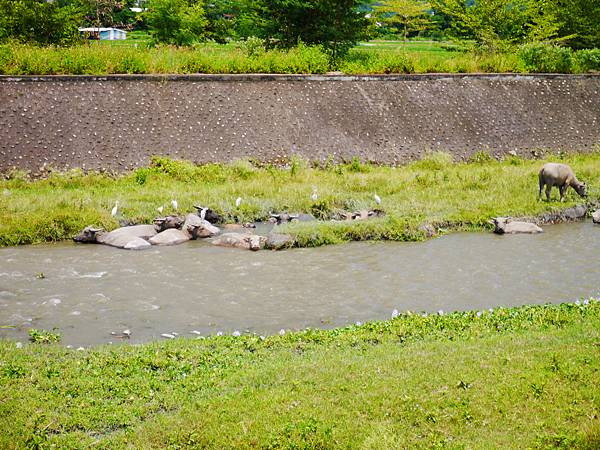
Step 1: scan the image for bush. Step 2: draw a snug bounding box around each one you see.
[574,49,600,72]
[517,43,574,73]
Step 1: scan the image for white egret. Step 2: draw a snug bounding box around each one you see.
[374,193,381,205]
[171,199,178,211]
[235,197,242,207]
[311,187,318,201]
[111,201,119,217]
[157,205,164,214]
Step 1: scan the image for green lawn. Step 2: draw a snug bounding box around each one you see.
[1,152,599,247]
[2,301,599,448]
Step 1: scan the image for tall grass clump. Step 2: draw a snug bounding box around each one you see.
[339,48,414,74]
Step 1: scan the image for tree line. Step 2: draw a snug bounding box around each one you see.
[0,0,598,53]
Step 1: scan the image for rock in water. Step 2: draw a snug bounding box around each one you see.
[265,233,295,250]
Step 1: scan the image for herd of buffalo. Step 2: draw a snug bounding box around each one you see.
[74,162,600,251]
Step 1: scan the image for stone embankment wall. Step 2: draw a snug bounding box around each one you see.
[0,74,599,173]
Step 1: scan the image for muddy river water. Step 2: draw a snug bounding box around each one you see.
[1,221,599,346]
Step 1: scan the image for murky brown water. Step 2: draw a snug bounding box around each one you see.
[1,222,599,346]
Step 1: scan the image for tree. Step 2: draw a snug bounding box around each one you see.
[146,0,207,45]
[79,0,138,29]
[429,0,559,49]
[256,0,370,61]
[551,0,600,49]
[0,0,82,45]
[373,0,434,42]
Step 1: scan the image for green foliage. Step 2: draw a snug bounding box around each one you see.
[468,150,495,164]
[574,49,600,73]
[373,0,435,42]
[146,0,208,46]
[551,0,600,50]
[517,42,573,73]
[1,301,599,447]
[0,0,82,45]
[255,0,371,62]
[430,0,558,50]
[28,328,61,344]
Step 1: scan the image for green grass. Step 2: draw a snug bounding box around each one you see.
[1,40,597,74]
[2,152,600,248]
[1,300,599,448]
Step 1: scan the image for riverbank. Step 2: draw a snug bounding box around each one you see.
[1,153,599,247]
[1,300,599,448]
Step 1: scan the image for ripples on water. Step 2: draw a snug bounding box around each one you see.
[0,221,599,345]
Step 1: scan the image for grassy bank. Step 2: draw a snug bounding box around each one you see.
[1,41,599,75]
[1,300,599,448]
[2,152,600,248]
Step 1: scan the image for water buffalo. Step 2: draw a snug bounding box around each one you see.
[211,232,267,251]
[538,163,587,202]
[73,224,156,250]
[193,205,223,224]
[150,214,219,245]
[153,215,184,232]
[489,217,543,234]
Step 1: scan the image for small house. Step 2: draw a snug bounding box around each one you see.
[79,28,127,41]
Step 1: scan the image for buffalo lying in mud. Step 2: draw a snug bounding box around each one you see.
[73,224,157,250]
[150,214,220,246]
[153,215,184,232]
[538,163,587,202]
[75,215,220,249]
[490,217,543,235]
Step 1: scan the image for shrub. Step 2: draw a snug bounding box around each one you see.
[574,49,600,72]
[517,43,574,73]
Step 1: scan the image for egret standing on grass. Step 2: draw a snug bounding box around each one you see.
[235,197,242,208]
[171,199,178,211]
[374,193,381,205]
[157,205,164,214]
[311,187,318,202]
[111,201,119,217]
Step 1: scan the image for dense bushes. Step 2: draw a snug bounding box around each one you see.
[518,43,600,73]
[0,41,598,75]
[517,43,574,73]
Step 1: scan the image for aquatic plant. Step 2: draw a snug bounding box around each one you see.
[27,328,61,344]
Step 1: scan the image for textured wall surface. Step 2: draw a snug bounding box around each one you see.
[1,74,599,172]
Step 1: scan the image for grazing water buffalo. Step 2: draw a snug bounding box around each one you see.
[211,232,267,251]
[73,225,156,250]
[538,163,587,202]
[489,217,543,235]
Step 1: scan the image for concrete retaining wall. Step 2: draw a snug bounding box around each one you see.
[1,74,599,173]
